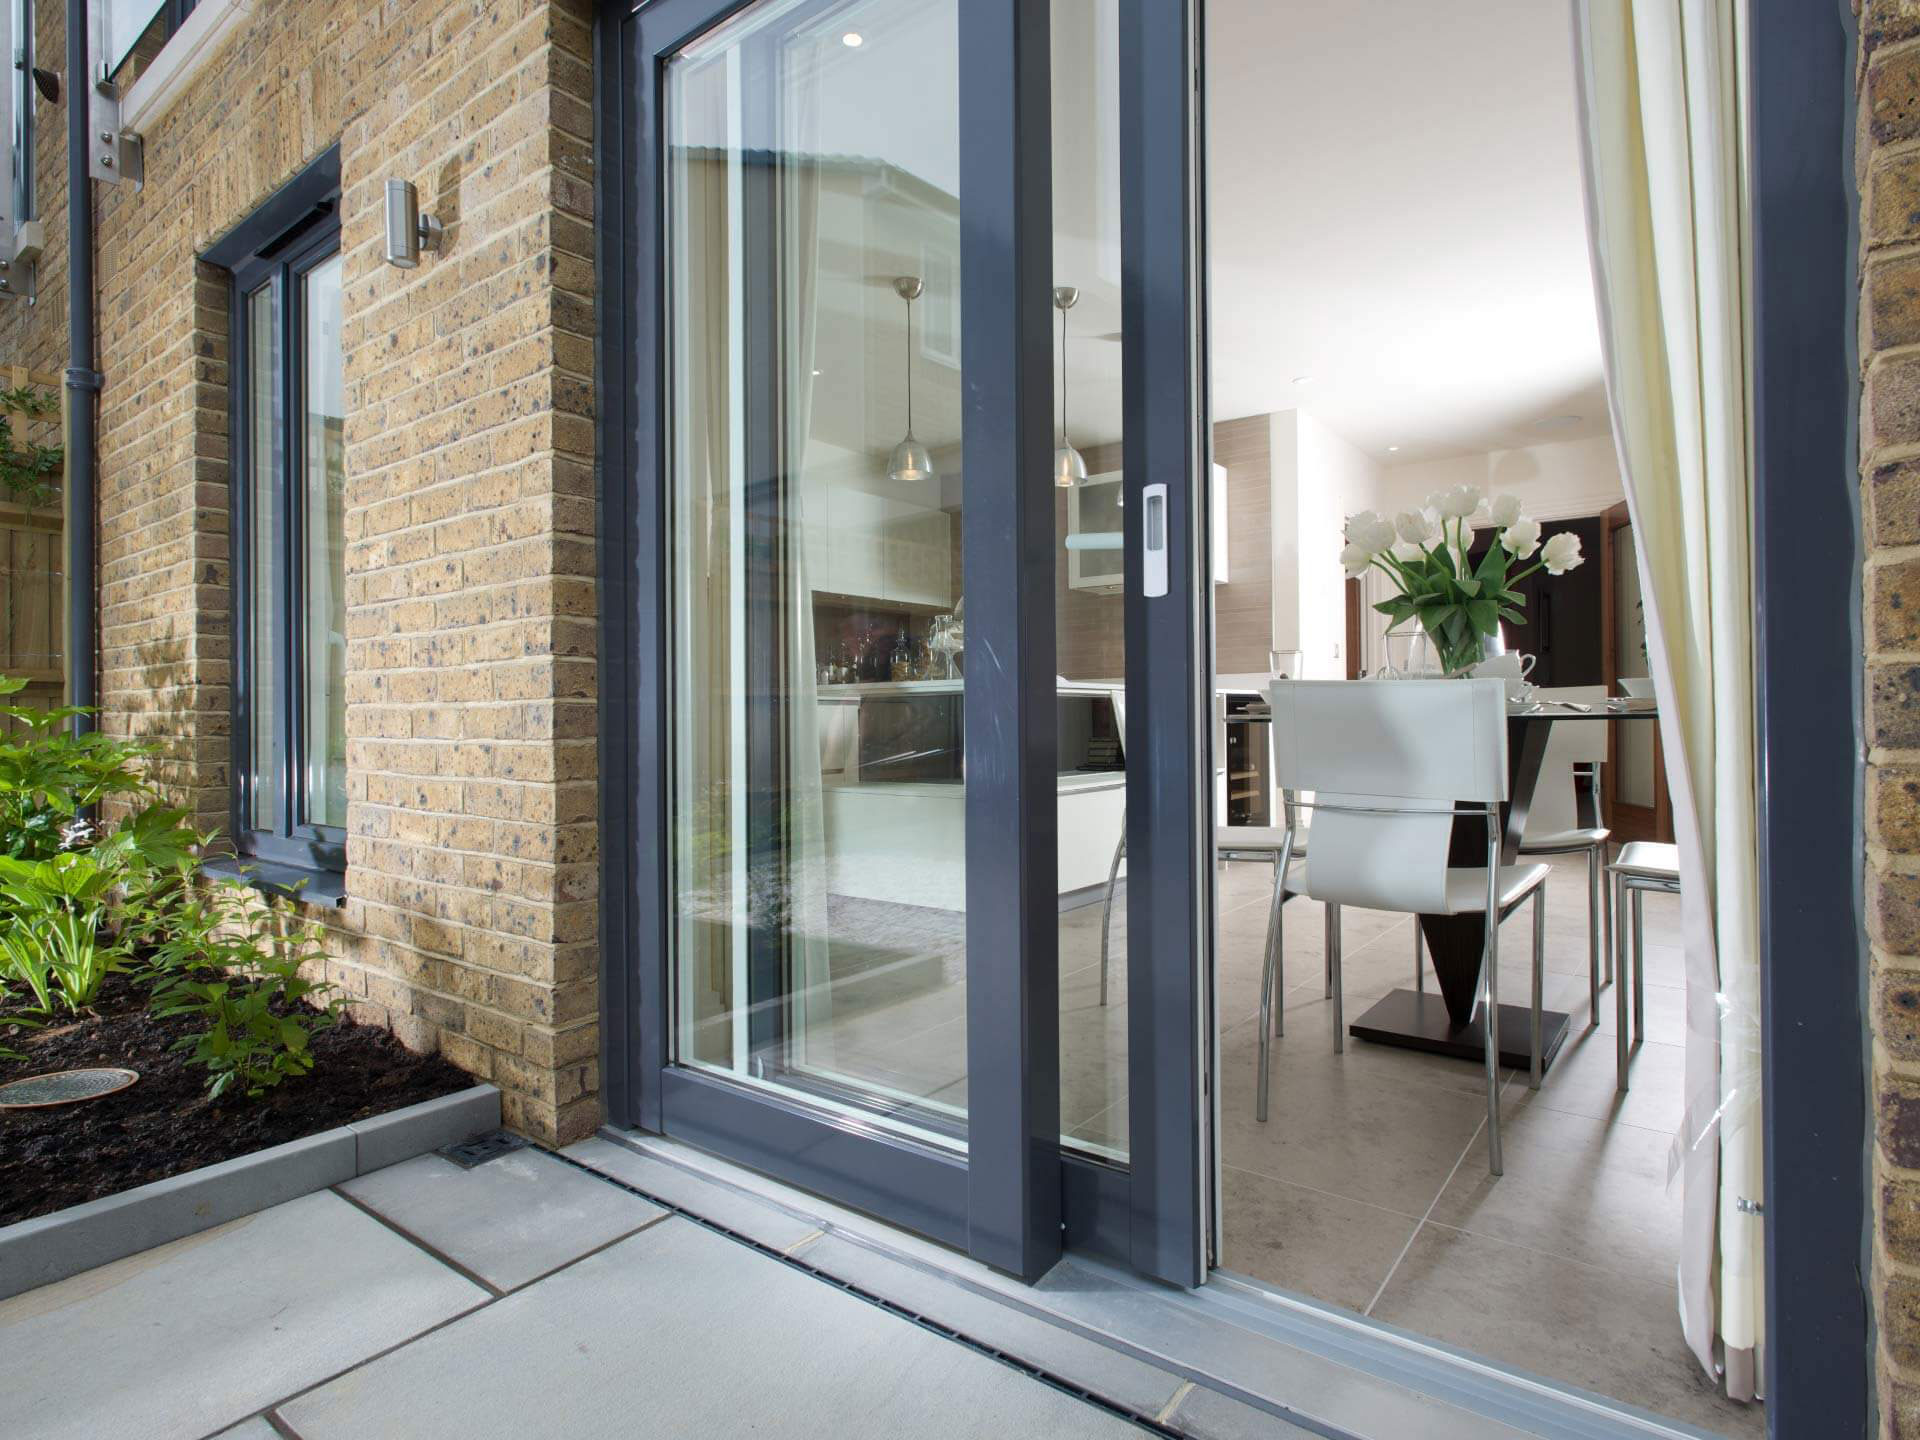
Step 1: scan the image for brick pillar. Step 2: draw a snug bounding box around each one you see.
[1862,3,1920,1431]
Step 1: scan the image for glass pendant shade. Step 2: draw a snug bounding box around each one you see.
[1053,441,1087,488]
[889,276,934,483]
[890,433,936,484]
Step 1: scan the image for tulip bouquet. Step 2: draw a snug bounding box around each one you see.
[1340,485,1585,677]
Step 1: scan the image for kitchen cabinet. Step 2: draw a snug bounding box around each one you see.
[810,483,951,609]
[1067,465,1229,593]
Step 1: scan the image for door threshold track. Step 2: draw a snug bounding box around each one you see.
[568,1130,1727,1440]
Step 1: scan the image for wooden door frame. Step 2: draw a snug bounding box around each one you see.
[1600,501,1673,843]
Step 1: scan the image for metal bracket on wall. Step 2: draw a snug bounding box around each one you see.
[84,0,143,190]
[0,220,46,304]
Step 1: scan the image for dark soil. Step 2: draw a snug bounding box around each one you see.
[0,973,472,1225]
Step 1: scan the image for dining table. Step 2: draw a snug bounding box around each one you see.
[1341,697,1663,1075]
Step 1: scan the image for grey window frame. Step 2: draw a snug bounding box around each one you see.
[204,145,345,881]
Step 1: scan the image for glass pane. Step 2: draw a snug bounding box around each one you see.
[667,0,968,1146]
[300,255,347,829]
[1054,0,1128,1160]
[247,282,278,831]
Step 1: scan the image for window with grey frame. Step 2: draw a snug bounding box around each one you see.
[6,0,31,229]
[224,185,347,878]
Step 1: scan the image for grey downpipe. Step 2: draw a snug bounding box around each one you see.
[62,0,96,733]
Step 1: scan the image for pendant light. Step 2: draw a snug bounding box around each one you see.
[1053,285,1088,488]
[888,276,935,484]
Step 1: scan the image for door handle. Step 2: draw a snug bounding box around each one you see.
[1142,482,1168,598]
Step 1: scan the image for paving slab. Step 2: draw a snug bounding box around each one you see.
[0,1190,485,1440]
[205,1419,282,1440]
[338,1149,667,1292]
[562,1134,827,1252]
[281,1215,1147,1440]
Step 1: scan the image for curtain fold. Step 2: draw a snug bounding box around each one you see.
[1572,0,1764,1402]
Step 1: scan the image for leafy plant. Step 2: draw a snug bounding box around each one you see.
[0,849,132,1012]
[0,677,158,861]
[149,881,346,1098]
[0,384,61,510]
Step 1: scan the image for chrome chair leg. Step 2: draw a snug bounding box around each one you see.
[1631,886,1646,1042]
[1483,814,1503,1176]
[1326,903,1343,1053]
[1256,893,1277,1124]
[1615,872,1631,1091]
[1098,828,1125,1007]
[1603,842,1615,986]
[1263,852,1287,1038]
[1585,844,1601,1025]
[1530,885,1545,1090]
[1414,921,1424,992]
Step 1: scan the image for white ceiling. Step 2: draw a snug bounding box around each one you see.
[1200,0,1609,464]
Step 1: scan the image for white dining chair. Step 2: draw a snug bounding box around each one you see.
[1608,840,1680,1091]
[1259,678,1550,1177]
[1519,684,1613,1023]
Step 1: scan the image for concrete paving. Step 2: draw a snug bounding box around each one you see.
[338,1147,666,1292]
[2,1144,1226,1440]
[0,1190,485,1440]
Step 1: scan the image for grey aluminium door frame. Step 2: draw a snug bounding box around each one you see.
[593,0,1065,1281]
[1749,1,1871,1435]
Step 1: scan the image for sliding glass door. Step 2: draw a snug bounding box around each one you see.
[603,0,1208,1287]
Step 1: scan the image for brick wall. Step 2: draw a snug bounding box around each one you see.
[4,0,599,1144]
[1863,2,1920,1432]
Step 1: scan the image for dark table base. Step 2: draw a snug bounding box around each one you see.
[1348,988,1572,1075]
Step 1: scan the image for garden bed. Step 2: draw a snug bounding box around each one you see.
[0,973,472,1226]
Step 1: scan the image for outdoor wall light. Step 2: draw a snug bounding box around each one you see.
[384,179,444,269]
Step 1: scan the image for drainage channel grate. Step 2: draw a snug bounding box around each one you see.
[547,1148,1184,1438]
[440,1130,531,1169]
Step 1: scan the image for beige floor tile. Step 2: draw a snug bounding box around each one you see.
[1369,1225,1763,1438]
[1217,1167,1422,1314]
[1426,1104,1682,1285]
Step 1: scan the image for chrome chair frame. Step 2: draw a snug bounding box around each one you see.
[1610,848,1681,1091]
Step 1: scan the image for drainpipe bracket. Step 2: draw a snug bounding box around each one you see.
[63,368,103,393]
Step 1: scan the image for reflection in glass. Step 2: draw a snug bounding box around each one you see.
[1054,0,1129,1160]
[301,255,347,829]
[247,283,278,831]
[667,0,970,1146]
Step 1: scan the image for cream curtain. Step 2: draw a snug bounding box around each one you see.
[1572,0,1764,1403]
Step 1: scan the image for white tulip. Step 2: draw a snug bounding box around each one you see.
[1500,517,1542,560]
[1541,530,1584,575]
[1343,510,1398,555]
[1487,494,1523,528]
[1433,484,1483,519]
[1339,541,1374,578]
[1389,540,1425,562]
[1395,510,1439,546]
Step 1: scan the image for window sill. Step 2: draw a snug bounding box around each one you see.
[122,0,256,134]
[199,856,346,909]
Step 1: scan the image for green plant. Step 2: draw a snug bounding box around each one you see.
[0,677,158,861]
[0,849,131,1012]
[0,385,61,510]
[150,882,346,1098]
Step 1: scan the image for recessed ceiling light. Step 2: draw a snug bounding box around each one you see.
[841,31,864,46]
[1387,445,1401,453]
[1291,375,1313,386]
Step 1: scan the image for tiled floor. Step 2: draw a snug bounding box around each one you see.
[5,1146,1243,1440]
[677,845,1760,1437]
[1209,851,1763,1440]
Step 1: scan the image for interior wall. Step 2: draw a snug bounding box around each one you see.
[1293,411,1382,678]
[1374,432,1625,522]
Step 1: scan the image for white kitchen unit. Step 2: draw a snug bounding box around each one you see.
[818,679,1126,910]
[807,484,952,608]
[1066,466,1229,593]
